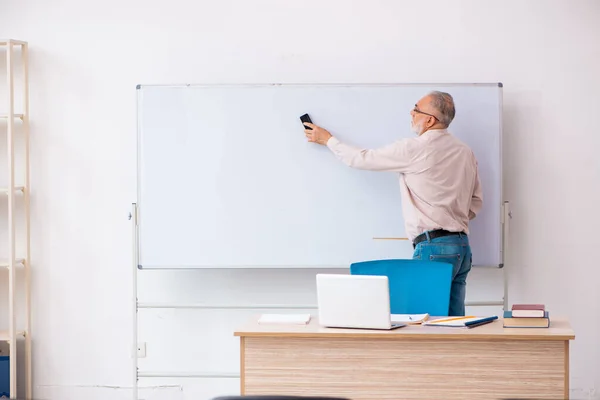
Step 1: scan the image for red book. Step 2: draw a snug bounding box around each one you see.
[511,304,545,318]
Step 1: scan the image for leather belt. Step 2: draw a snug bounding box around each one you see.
[412,229,464,248]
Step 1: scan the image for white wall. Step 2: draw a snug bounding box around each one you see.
[1,0,599,399]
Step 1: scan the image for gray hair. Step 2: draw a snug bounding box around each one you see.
[428,91,455,127]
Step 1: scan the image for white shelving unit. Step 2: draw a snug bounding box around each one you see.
[0,39,32,400]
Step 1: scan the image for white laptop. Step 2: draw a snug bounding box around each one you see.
[316,274,406,330]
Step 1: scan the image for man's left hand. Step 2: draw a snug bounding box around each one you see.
[304,123,332,145]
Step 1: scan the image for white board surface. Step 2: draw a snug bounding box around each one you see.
[137,83,503,268]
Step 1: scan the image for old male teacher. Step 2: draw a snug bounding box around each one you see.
[304,91,482,316]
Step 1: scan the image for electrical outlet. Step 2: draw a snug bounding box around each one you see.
[137,342,146,358]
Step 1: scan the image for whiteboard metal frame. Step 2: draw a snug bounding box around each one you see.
[132,82,509,399]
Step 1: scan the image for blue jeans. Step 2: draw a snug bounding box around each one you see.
[412,233,472,316]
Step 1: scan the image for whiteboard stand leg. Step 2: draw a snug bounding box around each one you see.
[131,203,139,400]
[503,264,508,311]
[502,201,511,311]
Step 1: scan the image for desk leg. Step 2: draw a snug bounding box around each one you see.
[240,337,246,395]
[565,340,569,399]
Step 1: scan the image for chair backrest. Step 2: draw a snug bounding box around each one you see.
[350,259,453,316]
[212,397,350,400]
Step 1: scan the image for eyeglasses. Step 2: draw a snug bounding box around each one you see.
[412,106,439,121]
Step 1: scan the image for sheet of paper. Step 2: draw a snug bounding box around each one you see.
[390,313,429,323]
[422,315,498,327]
[258,313,311,324]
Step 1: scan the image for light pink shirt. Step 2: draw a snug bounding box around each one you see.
[326,129,482,241]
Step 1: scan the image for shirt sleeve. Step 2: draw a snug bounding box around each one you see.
[326,136,415,172]
[469,162,483,219]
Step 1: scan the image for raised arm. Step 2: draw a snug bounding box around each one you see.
[304,122,414,173]
[326,137,413,172]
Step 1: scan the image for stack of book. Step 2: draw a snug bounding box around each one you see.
[503,304,550,328]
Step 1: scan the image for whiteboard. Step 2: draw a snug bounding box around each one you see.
[136,83,503,268]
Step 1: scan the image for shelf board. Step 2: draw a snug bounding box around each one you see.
[0,331,26,342]
[0,259,25,268]
[0,187,24,194]
[0,39,26,46]
[0,114,24,120]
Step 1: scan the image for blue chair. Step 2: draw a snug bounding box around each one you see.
[350,259,453,316]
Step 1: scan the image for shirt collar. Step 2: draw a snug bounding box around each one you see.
[418,128,448,139]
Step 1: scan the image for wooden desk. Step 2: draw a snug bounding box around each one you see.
[235,316,575,400]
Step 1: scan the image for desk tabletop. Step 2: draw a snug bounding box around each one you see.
[234,315,575,341]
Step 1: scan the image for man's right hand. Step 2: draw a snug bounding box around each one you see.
[304,123,333,146]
